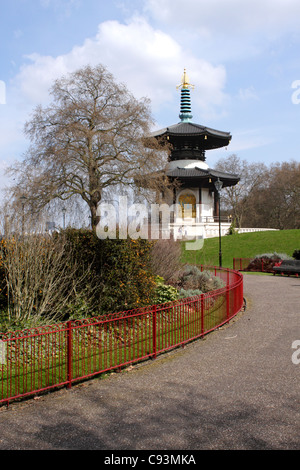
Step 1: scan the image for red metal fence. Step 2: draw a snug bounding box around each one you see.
[233,258,252,271]
[0,266,243,406]
[233,257,276,272]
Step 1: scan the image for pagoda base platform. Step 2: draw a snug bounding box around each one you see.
[146,223,279,240]
[170,222,231,240]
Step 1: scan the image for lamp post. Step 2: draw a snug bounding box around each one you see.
[62,207,66,230]
[214,178,223,267]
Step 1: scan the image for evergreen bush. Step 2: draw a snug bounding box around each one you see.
[60,228,157,315]
[292,250,300,260]
[153,276,179,304]
[227,219,238,235]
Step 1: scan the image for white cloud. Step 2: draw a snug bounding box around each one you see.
[12,16,228,119]
[0,81,6,105]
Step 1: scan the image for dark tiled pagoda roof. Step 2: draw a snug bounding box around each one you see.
[150,121,231,150]
[166,166,239,188]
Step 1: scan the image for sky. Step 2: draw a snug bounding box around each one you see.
[1,0,300,193]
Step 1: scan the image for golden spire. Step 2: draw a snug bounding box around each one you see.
[177,68,195,90]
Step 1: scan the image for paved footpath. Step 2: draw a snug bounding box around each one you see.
[0,274,299,450]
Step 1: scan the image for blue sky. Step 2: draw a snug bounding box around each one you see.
[1,0,300,192]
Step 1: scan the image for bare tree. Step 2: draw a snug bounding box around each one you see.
[243,160,300,229]
[215,154,267,228]
[7,64,171,230]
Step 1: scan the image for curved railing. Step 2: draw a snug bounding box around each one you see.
[0,266,243,406]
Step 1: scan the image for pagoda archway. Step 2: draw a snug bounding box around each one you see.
[178,191,197,219]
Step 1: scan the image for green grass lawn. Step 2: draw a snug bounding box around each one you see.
[181,229,300,269]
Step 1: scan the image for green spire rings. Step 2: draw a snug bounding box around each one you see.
[179,88,193,122]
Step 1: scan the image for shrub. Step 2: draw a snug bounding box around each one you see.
[0,229,158,330]
[246,252,293,273]
[60,229,157,314]
[253,252,292,260]
[227,219,238,236]
[153,276,179,304]
[150,239,182,283]
[178,288,202,299]
[0,233,88,329]
[174,265,224,293]
[0,240,7,311]
[292,250,300,260]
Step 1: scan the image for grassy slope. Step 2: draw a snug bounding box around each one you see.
[181,229,300,269]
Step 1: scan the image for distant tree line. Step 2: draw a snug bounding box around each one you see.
[216,155,300,230]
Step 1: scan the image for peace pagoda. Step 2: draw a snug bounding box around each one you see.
[150,69,239,239]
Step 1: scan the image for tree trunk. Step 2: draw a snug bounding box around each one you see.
[90,198,100,231]
[88,159,101,231]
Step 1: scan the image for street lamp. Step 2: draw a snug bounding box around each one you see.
[214,178,223,267]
